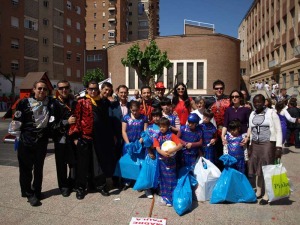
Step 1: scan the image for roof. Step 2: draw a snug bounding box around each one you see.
[19,72,54,90]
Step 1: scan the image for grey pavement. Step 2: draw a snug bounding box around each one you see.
[0,116,300,225]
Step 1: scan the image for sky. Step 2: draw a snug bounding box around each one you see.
[159,0,254,38]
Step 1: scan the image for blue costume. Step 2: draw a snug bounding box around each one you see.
[277,113,287,144]
[200,122,217,163]
[179,125,202,168]
[163,114,177,127]
[225,133,246,174]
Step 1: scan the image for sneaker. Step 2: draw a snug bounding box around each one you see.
[145,189,153,199]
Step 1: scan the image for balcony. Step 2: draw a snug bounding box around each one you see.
[108,25,116,32]
[108,3,116,11]
[108,15,116,22]
[268,59,281,69]
[294,45,300,58]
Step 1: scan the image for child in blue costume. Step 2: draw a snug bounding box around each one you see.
[122,100,148,189]
[160,97,180,133]
[200,110,217,163]
[153,117,183,206]
[143,108,162,198]
[177,113,203,169]
[223,119,248,174]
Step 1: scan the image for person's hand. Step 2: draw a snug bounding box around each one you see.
[240,137,249,146]
[275,147,282,159]
[185,143,192,149]
[139,138,143,143]
[167,147,177,156]
[210,138,216,145]
[74,139,78,145]
[221,136,227,145]
[172,110,178,116]
[68,115,76,124]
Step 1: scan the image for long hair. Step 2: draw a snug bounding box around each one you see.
[172,82,190,109]
[229,90,243,106]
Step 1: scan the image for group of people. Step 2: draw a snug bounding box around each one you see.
[9,78,297,207]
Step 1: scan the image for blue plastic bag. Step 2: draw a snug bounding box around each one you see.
[133,154,159,190]
[124,140,143,156]
[141,131,153,148]
[173,167,198,216]
[210,155,256,204]
[114,153,142,180]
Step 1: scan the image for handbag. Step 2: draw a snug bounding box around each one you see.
[193,157,221,201]
[262,161,291,202]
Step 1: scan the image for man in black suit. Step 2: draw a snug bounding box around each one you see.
[110,85,130,187]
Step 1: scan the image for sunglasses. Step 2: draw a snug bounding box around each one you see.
[88,88,99,92]
[177,88,185,91]
[231,95,240,99]
[214,87,224,90]
[58,86,70,90]
[37,87,48,91]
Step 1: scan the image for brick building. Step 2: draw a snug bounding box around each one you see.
[239,0,300,94]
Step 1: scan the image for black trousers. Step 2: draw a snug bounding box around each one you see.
[76,139,106,190]
[286,128,300,147]
[54,142,76,190]
[17,140,48,196]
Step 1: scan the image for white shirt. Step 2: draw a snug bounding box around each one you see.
[190,109,217,128]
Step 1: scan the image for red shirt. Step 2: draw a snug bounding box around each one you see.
[174,98,192,125]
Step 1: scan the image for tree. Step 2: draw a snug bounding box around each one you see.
[0,71,16,98]
[121,40,171,87]
[82,68,105,87]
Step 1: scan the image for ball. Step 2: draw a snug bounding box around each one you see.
[161,140,177,156]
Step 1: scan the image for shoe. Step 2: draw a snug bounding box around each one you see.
[166,203,172,207]
[27,194,40,207]
[284,143,291,147]
[259,199,269,205]
[122,183,130,191]
[256,195,262,199]
[76,188,85,200]
[145,189,153,199]
[61,188,71,197]
[98,187,110,197]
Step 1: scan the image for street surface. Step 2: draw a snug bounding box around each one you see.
[0,117,299,225]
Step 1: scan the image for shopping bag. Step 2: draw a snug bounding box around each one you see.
[114,153,142,180]
[194,157,221,201]
[262,163,290,202]
[133,154,159,190]
[210,155,256,204]
[173,167,198,216]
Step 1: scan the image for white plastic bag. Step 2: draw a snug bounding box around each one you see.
[262,163,291,202]
[193,157,221,201]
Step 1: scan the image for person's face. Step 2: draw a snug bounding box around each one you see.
[202,116,210,124]
[33,82,48,101]
[214,84,224,97]
[152,115,161,124]
[57,82,70,99]
[155,88,165,98]
[130,106,140,118]
[159,124,169,133]
[100,86,112,99]
[196,100,205,110]
[118,87,128,102]
[281,89,287,96]
[134,91,139,97]
[161,103,172,114]
[141,88,151,101]
[230,128,240,137]
[188,121,197,130]
[241,91,247,100]
[176,85,186,96]
[87,84,99,98]
[230,91,241,105]
[253,96,265,112]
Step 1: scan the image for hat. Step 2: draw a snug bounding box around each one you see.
[155,82,166,89]
[187,113,200,124]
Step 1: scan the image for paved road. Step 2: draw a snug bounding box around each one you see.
[0,117,299,224]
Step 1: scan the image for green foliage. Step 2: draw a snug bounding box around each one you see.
[121,41,171,86]
[82,68,105,87]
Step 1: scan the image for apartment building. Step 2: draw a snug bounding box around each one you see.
[85,0,159,50]
[0,0,86,94]
[239,0,300,92]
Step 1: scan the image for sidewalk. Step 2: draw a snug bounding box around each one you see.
[0,125,299,224]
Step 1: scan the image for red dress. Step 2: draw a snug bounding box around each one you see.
[174,98,192,125]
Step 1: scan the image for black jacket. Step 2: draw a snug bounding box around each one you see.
[287,107,300,129]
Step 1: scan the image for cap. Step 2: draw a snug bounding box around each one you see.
[187,113,200,124]
[155,82,166,89]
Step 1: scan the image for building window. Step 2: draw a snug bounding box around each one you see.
[87,54,102,62]
[290,71,295,86]
[11,60,19,70]
[138,20,148,28]
[102,34,105,40]
[43,38,48,45]
[11,39,19,49]
[94,34,97,40]
[129,2,132,6]
[283,44,286,61]
[76,54,81,62]
[138,2,144,15]
[76,37,81,45]
[11,16,19,28]
[187,63,193,89]
[102,23,105,28]
[67,68,71,76]
[94,2,97,8]
[94,13,97,18]
[129,31,132,35]
[12,0,19,5]
[43,0,49,8]
[66,18,71,26]
[66,52,72,60]
[102,1,105,7]
[103,12,105,17]
[76,6,81,14]
[24,18,38,30]
[167,64,174,89]
[128,67,135,89]
[67,35,71,43]
[43,18,49,26]
[102,45,106,49]
[282,73,286,88]
[108,32,115,37]
[66,1,71,10]
[94,24,97,29]
[197,62,204,89]
[177,63,184,84]
[77,69,80,78]
[76,22,80,30]
[42,56,49,63]
[129,21,132,25]
[129,12,132,16]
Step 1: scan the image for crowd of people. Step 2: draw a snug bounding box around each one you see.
[8,78,298,207]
